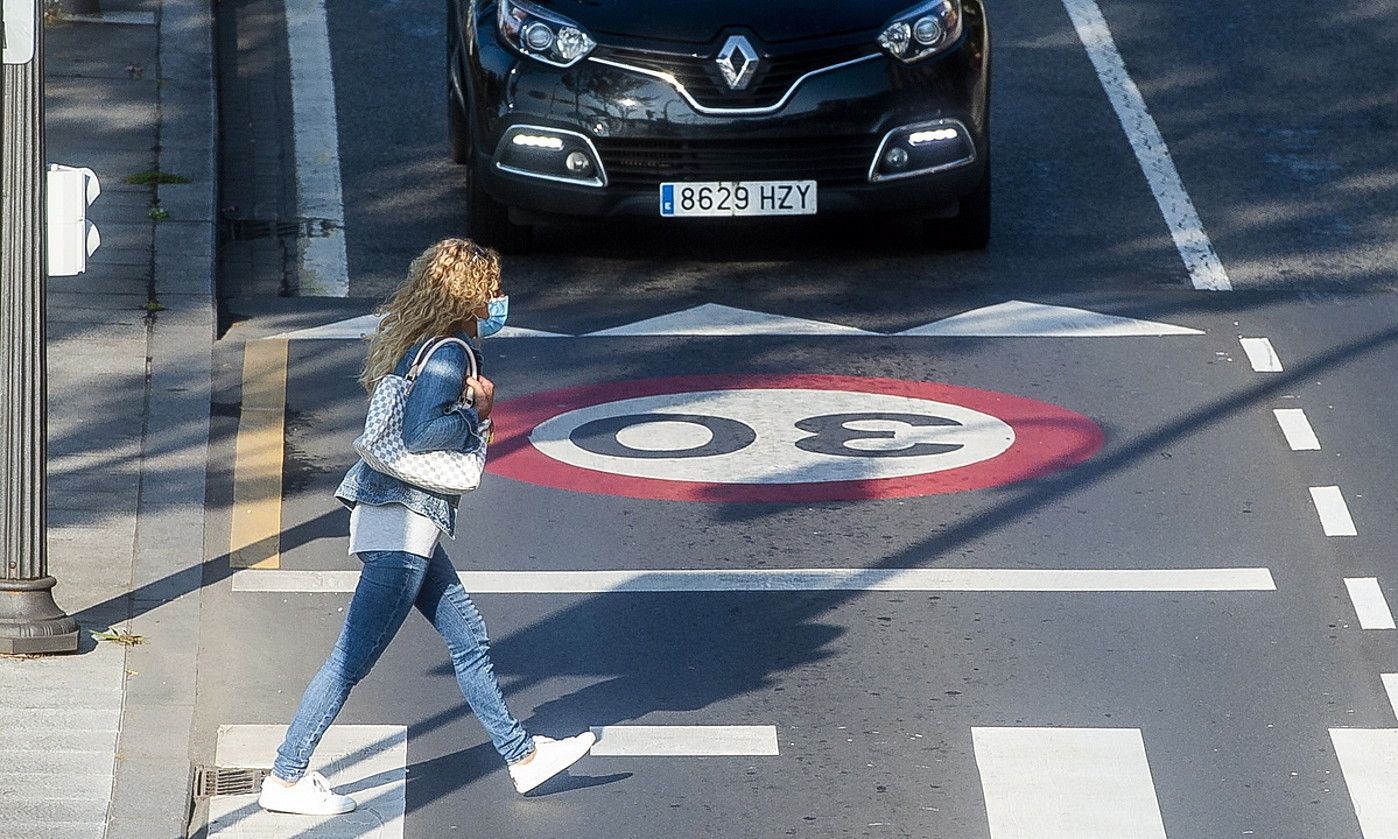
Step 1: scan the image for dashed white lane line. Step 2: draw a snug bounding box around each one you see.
[208,724,406,837]
[1344,578,1395,630]
[589,726,779,756]
[230,567,1278,594]
[1330,728,1398,838]
[1382,675,1398,720]
[1059,0,1230,292]
[1273,408,1321,450]
[285,0,349,296]
[972,727,1169,839]
[1311,486,1359,536]
[1239,337,1283,371]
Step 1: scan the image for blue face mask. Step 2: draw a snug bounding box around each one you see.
[476,296,509,338]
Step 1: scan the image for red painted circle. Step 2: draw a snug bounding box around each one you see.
[486,374,1103,503]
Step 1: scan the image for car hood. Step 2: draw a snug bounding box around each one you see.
[532,0,912,45]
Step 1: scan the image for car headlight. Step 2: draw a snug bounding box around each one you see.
[497,0,596,67]
[877,0,963,63]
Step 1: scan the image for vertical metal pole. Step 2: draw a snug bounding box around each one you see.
[0,0,79,654]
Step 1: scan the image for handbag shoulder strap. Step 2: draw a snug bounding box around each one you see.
[405,338,441,376]
[406,336,478,383]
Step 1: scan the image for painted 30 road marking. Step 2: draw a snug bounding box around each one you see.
[489,375,1103,502]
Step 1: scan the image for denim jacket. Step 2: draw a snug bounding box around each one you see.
[335,332,486,537]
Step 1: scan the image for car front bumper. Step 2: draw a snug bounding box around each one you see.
[457,4,989,221]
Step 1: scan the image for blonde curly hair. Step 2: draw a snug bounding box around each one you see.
[359,238,502,393]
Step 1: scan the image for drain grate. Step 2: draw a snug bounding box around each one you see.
[224,217,308,241]
[222,215,342,242]
[193,765,270,797]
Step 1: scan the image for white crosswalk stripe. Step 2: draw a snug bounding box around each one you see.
[1331,729,1398,839]
[973,727,1170,839]
[207,724,406,838]
[589,725,779,756]
[231,566,1278,593]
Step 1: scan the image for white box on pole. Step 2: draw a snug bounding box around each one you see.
[3,0,38,64]
[46,165,102,277]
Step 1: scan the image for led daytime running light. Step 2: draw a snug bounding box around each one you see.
[909,128,958,145]
[512,134,566,150]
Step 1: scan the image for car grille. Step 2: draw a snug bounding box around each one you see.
[594,136,876,187]
[593,42,878,111]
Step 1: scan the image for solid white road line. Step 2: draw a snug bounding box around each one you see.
[588,725,779,756]
[1273,408,1321,450]
[231,567,1278,593]
[972,727,1169,839]
[1239,337,1283,371]
[1059,0,1230,292]
[1310,486,1358,536]
[208,724,406,836]
[1330,728,1398,838]
[285,0,349,296]
[1344,578,1395,630]
[1382,675,1398,720]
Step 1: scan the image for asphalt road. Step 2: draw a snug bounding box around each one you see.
[193,0,1398,834]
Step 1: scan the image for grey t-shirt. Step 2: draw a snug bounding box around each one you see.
[348,501,442,558]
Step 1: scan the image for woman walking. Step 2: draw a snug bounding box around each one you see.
[258,238,594,816]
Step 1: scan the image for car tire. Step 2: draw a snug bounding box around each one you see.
[448,85,470,166]
[924,153,991,251]
[466,161,533,253]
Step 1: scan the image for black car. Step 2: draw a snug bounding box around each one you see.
[447,0,989,251]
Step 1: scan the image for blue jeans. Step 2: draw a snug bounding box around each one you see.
[272,547,532,781]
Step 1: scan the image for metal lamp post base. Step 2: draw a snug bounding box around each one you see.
[4,5,80,657]
[0,577,80,654]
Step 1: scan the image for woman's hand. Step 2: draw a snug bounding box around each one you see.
[464,375,495,420]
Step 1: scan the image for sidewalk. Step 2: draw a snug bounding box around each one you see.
[0,0,217,835]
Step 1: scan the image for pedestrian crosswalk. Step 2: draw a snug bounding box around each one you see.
[204,723,1398,837]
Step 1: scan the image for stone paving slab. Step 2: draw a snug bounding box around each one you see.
[0,748,122,774]
[0,685,124,708]
[0,770,121,799]
[0,640,126,835]
[0,707,121,731]
[46,76,159,140]
[45,20,159,80]
[49,275,151,297]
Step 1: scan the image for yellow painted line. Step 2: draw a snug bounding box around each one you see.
[230,339,288,569]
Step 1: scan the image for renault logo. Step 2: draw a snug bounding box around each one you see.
[716,35,759,91]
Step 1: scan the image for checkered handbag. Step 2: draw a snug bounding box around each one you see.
[352,337,487,494]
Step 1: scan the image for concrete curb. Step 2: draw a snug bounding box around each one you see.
[105,0,218,833]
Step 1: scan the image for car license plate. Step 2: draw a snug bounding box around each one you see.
[660,181,817,217]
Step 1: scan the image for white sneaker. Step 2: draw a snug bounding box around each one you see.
[258,771,357,815]
[508,732,597,794]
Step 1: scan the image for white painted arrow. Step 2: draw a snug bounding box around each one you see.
[899,300,1203,337]
[585,303,878,337]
